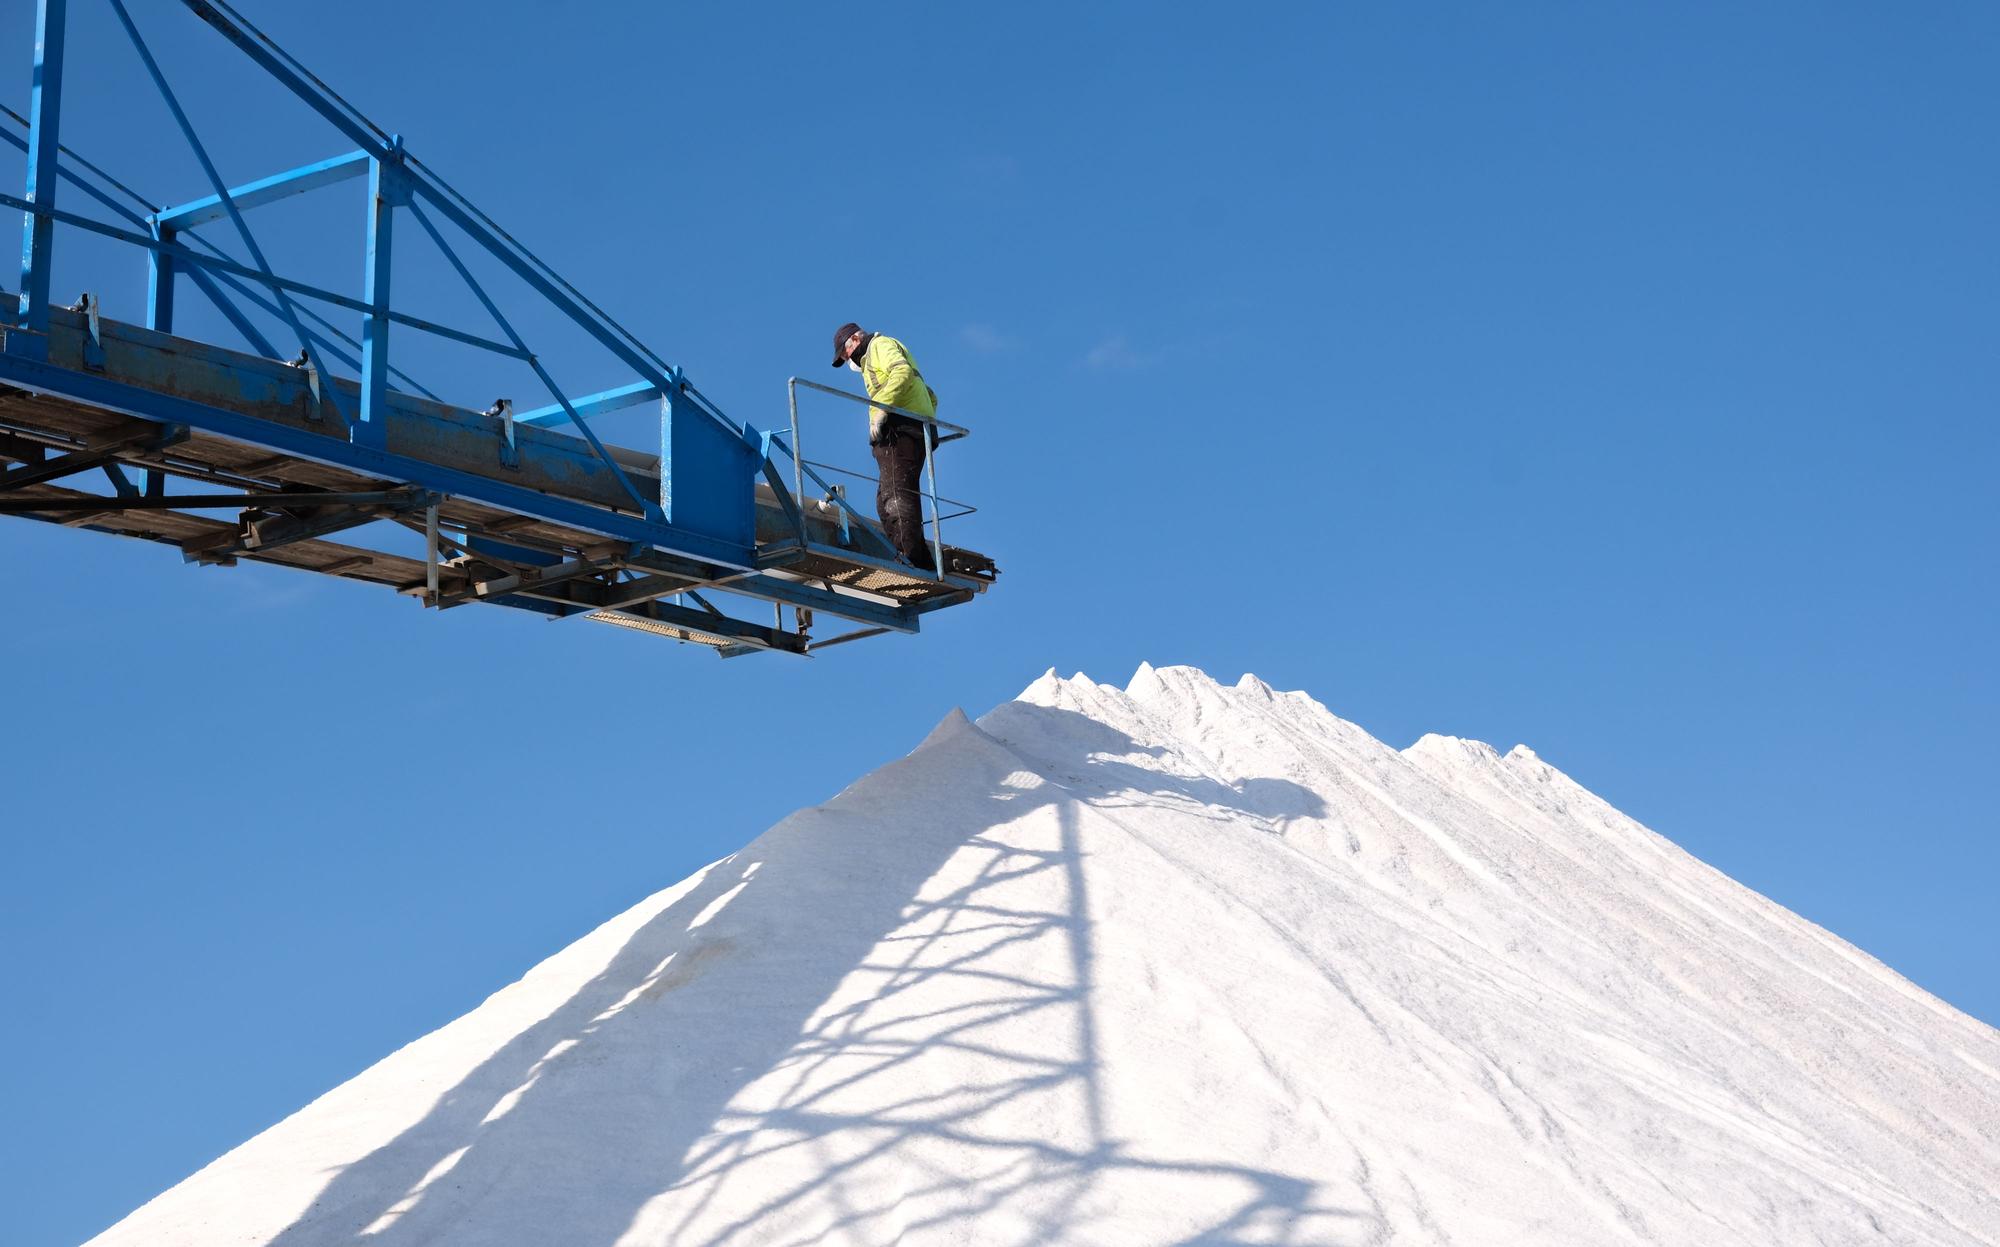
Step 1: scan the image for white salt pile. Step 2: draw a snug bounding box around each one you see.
[89,666,2000,1245]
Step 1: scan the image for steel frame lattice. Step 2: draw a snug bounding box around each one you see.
[1,0,993,656]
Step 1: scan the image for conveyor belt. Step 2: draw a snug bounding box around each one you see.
[0,308,995,655]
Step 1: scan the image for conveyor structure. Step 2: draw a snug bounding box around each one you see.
[2,0,995,657]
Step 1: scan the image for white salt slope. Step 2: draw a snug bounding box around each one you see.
[88,666,2000,1246]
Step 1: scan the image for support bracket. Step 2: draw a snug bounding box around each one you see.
[74,292,105,369]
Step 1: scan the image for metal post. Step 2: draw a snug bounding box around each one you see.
[923,431,943,579]
[147,221,175,332]
[359,143,404,445]
[106,0,349,426]
[16,0,67,346]
[424,500,439,606]
[786,378,806,524]
[658,366,684,524]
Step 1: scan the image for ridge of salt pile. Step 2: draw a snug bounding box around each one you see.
[88,666,2000,1247]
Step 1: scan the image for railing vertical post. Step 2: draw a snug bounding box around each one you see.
[147,221,176,332]
[15,0,67,351]
[658,365,686,524]
[787,379,806,533]
[923,432,943,579]
[358,140,405,446]
[424,500,439,606]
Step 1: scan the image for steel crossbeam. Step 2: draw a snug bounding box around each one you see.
[155,151,370,231]
[14,0,65,345]
[0,347,750,566]
[514,381,661,429]
[0,192,532,361]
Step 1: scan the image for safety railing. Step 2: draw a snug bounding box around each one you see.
[782,377,975,579]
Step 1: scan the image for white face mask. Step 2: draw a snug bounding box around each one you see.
[846,359,862,373]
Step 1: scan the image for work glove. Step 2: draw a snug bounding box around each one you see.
[867,410,888,446]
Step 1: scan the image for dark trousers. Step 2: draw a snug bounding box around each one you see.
[871,421,934,570]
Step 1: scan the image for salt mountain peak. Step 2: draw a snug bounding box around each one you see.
[89,665,2000,1247]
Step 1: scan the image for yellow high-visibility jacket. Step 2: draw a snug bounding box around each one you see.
[860,335,936,434]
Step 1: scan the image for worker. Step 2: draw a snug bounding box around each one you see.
[832,321,939,571]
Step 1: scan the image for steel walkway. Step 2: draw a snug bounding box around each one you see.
[3,0,994,657]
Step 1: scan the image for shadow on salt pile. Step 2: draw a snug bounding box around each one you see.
[266,702,1363,1246]
[980,702,1331,831]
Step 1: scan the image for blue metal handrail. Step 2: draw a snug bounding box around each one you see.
[0,190,530,360]
[0,109,442,398]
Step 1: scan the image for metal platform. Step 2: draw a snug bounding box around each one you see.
[3,0,994,657]
[0,303,994,656]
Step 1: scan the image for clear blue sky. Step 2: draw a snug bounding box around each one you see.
[4,3,1995,1243]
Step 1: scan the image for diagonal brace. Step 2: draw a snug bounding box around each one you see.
[445,556,607,608]
[179,486,432,564]
[0,422,186,492]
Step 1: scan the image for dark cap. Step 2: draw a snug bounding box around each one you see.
[831,322,862,368]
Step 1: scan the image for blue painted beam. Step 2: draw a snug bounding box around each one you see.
[153,150,367,231]
[0,348,756,567]
[148,222,175,331]
[0,116,141,230]
[0,336,963,632]
[15,0,66,343]
[0,125,425,389]
[178,0,741,441]
[514,381,661,428]
[0,120,281,356]
[105,0,348,425]
[358,150,405,440]
[0,191,531,361]
[398,199,654,516]
[181,261,279,359]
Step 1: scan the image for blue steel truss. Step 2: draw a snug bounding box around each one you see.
[1,0,993,656]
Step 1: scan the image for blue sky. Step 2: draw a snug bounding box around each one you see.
[5,3,1996,1242]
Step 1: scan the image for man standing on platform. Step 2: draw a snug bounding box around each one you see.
[832,321,938,571]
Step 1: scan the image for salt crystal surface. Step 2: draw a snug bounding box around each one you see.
[88,667,2000,1245]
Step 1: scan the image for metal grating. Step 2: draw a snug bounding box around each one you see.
[583,610,737,648]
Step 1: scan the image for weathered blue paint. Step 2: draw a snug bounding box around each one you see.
[659,370,758,552]
[0,346,755,569]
